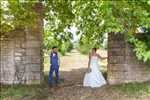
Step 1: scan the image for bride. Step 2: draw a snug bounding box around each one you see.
[83,48,107,88]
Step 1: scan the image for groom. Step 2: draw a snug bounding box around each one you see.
[48,46,60,86]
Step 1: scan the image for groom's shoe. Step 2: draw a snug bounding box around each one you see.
[48,82,54,87]
[55,80,60,85]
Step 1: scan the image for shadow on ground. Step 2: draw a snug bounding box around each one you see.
[44,68,107,87]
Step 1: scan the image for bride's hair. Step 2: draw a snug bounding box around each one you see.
[92,47,97,52]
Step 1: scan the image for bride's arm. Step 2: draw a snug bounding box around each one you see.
[97,54,107,60]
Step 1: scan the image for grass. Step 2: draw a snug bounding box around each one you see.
[1,74,150,100]
[1,85,41,100]
[0,75,51,100]
[115,82,150,96]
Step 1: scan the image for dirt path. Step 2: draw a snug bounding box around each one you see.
[60,49,89,71]
[58,49,107,86]
[59,49,88,86]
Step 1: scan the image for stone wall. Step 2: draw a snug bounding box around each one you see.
[0,3,43,84]
[108,32,150,84]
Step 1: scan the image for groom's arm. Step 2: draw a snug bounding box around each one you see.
[50,52,52,64]
[88,53,91,69]
[58,54,60,66]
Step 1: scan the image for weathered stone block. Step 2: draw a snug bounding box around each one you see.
[0,72,15,82]
[108,56,125,64]
[25,72,41,84]
[108,41,126,48]
[108,48,125,56]
[108,64,127,72]
[26,48,41,56]
[26,41,41,48]
[108,33,125,41]
[15,57,22,61]
[26,64,41,72]
[15,52,23,56]
[126,56,144,65]
[15,49,26,53]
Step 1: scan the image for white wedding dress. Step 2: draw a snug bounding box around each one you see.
[83,56,106,88]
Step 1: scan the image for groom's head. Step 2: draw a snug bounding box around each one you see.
[52,46,58,53]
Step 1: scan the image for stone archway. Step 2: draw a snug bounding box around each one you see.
[1,3,150,85]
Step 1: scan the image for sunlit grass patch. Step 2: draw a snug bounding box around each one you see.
[114,82,150,96]
[0,75,51,100]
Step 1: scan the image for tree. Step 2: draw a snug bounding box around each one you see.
[0,0,38,34]
[1,0,150,61]
[72,0,150,61]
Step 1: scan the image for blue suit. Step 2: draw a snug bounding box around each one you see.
[48,52,59,84]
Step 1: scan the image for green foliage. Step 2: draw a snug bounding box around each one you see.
[72,0,150,62]
[128,32,150,62]
[59,42,73,55]
[76,43,92,55]
[0,78,52,100]
[43,0,75,55]
[43,26,73,55]
[1,0,150,62]
[0,0,37,34]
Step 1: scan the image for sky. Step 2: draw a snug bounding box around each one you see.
[66,26,79,43]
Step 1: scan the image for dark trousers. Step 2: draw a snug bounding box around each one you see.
[48,65,59,84]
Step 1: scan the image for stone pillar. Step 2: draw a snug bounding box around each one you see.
[24,2,44,84]
[108,32,150,84]
[0,2,44,84]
